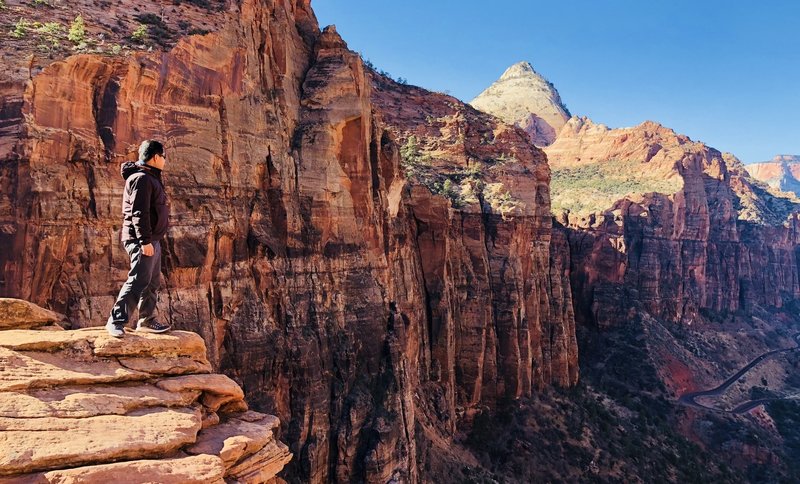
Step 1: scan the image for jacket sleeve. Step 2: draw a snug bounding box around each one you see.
[129,175,153,245]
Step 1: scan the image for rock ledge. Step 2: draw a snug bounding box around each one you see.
[0,299,291,483]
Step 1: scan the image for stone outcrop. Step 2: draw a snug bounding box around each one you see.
[544,119,800,327]
[746,155,800,197]
[470,61,570,146]
[0,298,291,482]
[0,1,578,482]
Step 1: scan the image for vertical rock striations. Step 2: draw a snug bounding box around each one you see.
[545,119,800,327]
[0,1,578,482]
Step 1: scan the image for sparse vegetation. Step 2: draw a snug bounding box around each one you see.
[0,1,7,10]
[36,21,62,48]
[482,182,520,214]
[174,0,225,10]
[550,159,683,215]
[130,24,148,43]
[67,15,86,44]
[9,18,32,39]
[768,400,800,477]
[133,13,174,47]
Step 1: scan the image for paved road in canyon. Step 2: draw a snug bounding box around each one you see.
[678,334,800,414]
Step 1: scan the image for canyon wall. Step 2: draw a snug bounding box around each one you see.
[0,1,577,481]
[545,119,800,328]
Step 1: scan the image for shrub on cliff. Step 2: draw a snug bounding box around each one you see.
[67,15,86,44]
[130,24,148,44]
[9,18,31,39]
[133,14,174,47]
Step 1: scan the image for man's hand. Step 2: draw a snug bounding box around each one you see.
[141,243,155,257]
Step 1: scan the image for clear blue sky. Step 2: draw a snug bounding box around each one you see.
[313,0,799,164]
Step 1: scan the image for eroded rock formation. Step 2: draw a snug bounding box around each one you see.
[545,119,800,327]
[0,1,578,482]
[747,155,800,197]
[470,61,570,147]
[0,298,291,483]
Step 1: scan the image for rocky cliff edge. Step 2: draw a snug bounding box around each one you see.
[0,298,291,483]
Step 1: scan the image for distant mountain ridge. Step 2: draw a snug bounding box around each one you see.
[747,155,800,197]
[470,61,570,146]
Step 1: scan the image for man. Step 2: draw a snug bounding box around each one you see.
[106,140,172,337]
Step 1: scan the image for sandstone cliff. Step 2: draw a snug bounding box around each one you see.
[0,298,291,483]
[470,61,570,147]
[544,118,800,327]
[747,155,800,197]
[0,1,578,482]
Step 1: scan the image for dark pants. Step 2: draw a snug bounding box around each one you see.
[108,240,162,326]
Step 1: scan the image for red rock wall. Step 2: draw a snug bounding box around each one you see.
[0,1,578,481]
[558,150,800,328]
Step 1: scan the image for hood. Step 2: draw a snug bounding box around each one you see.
[120,161,143,180]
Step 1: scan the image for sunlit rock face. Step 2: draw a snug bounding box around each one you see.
[747,155,800,197]
[545,118,800,328]
[0,1,578,482]
[0,298,291,483]
[470,61,571,147]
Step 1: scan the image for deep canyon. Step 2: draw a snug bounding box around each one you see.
[1,1,799,482]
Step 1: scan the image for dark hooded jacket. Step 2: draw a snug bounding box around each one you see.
[120,161,169,245]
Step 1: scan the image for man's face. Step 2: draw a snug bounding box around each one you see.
[149,153,166,170]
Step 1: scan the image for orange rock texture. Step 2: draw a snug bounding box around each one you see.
[545,118,800,328]
[0,1,577,482]
[0,298,291,483]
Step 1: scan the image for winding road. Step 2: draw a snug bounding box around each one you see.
[677,334,800,414]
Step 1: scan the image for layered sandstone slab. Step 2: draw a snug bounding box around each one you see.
[2,455,227,484]
[0,298,291,482]
[0,298,64,330]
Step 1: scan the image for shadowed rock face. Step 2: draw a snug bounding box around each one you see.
[0,1,577,482]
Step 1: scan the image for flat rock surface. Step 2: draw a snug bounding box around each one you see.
[0,299,291,481]
[4,454,226,484]
[0,407,202,476]
[0,328,208,359]
[0,383,201,418]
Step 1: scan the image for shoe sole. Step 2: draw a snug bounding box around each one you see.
[135,327,171,334]
[107,330,125,338]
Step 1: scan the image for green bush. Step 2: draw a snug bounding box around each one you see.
[131,24,148,43]
[67,15,86,44]
[36,21,62,47]
[10,18,31,39]
[133,13,173,47]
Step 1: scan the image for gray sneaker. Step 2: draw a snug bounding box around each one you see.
[106,322,125,338]
[135,319,171,334]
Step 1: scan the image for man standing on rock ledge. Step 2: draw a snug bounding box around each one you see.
[106,140,172,338]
